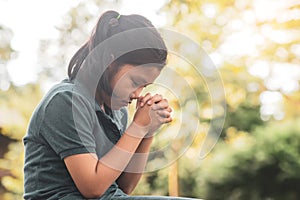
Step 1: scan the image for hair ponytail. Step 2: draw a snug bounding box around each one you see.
[68,42,89,80]
[68,10,120,80]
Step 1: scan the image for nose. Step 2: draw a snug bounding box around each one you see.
[130,87,144,100]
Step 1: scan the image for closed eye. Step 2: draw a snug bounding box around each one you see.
[132,80,140,87]
[131,77,150,88]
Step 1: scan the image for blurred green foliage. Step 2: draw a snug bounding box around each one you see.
[199,119,300,200]
[0,84,43,200]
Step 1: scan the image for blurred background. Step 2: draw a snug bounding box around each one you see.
[0,0,300,199]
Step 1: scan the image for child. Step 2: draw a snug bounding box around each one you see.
[24,10,198,200]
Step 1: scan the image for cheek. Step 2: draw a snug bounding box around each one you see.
[111,78,134,98]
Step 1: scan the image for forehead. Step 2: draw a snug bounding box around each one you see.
[119,64,161,82]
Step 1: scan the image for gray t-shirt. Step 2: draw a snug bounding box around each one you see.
[23,79,128,199]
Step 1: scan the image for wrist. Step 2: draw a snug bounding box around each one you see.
[126,122,149,139]
[144,131,156,139]
[142,134,154,141]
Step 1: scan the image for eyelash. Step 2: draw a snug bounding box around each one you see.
[132,80,140,87]
[133,81,148,89]
[132,79,149,88]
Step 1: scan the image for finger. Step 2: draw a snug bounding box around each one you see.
[148,94,163,105]
[165,106,172,113]
[139,93,152,107]
[156,110,171,118]
[136,93,151,109]
[166,117,173,123]
[160,116,172,124]
[151,99,169,110]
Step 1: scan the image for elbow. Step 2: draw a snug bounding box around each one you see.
[120,186,135,195]
[81,191,105,199]
[117,177,139,195]
[80,187,106,199]
[122,189,133,195]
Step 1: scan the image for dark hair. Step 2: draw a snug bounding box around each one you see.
[68,10,167,95]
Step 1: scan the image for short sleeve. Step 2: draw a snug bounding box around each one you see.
[40,91,97,159]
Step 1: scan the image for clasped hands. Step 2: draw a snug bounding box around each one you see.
[129,93,172,138]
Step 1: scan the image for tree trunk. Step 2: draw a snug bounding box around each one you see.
[168,160,179,196]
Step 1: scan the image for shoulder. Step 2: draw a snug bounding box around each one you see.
[30,79,96,123]
[42,79,94,110]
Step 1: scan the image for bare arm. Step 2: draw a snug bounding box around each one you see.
[116,94,172,194]
[64,95,172,198]
[64,124,146,198]
[116,136,154,194]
